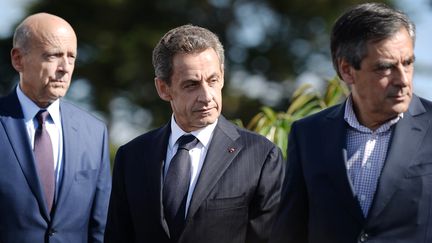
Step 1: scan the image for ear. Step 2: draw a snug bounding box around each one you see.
[154,78,172,102]
[11,48,24,72]
[338,59,355,85]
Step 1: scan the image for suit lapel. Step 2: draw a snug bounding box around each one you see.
[368,95,429,220]
[151,124,171,236]
[186,117,242,220]
[324,103,365,223]
[0,91,50,220]
[54,101,79,212]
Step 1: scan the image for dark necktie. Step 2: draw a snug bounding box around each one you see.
[34,110,55,212]
[163,134,199,240]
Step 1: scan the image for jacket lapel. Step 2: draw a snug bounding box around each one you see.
[368,95,429,220]
[324,102,365,223]
[0,91,50,220]
[54,101,79,213]
[186,116,242,220]
[151,124,171,236]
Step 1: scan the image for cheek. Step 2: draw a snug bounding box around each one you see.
[211,88,223,101]
[173,97,191,112]
[42,64,58,76]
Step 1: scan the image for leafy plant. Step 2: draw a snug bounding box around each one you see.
[244,77,349,158]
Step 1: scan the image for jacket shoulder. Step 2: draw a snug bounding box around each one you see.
[418,96,432,112]
[293,102,344,127]
[119,126,167,150]
[61,100,106,126]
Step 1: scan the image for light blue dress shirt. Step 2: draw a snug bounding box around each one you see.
[16,85,64,199]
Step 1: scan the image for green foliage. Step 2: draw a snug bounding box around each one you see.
[0,0,392,133]
[244,77,349,158]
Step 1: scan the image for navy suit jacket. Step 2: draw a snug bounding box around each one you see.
[105,116,284,243]
[0,90,111,243]
[270,95,432,243]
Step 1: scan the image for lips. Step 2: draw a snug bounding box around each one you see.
[50,79,66,82]
[388,88,409,98]
[197,108,212,112]
[195,107,215,113]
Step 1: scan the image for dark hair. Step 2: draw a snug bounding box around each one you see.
[330,2,415,78]
[152,24,225,84]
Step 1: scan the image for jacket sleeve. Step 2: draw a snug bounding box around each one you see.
[104,145,135,243]
[246,144,284,243]
[88,126,112,243]
[269,122,309,243]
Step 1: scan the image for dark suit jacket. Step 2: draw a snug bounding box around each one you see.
[105,116,284,243]
[270,95,432,243]
[0,91,111,243]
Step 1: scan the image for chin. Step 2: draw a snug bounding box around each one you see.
[51,87,68,95]
[199,117,217,126]
[392,103,410,114]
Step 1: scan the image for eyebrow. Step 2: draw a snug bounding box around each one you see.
[207,73,221,80]
[374,55,415,67]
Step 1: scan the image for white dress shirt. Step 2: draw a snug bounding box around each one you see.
[16,85,64,192]
[164,115,218,217]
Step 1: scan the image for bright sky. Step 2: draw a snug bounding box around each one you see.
[0,0,35,38]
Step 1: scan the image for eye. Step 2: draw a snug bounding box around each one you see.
[377,64,392,71]
[68,54,76,64]
[374,63,393,75]
[45,53,57,60]
[183,81,198,89]
[209,79,218,86]
[403,58,414,67]
[44,52,62,61]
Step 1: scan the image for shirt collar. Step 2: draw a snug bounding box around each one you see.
[344,95,402,133]
[169,114,218,149]
[16,85,62,126]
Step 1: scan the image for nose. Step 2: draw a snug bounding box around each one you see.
[393,63,410,87]
[197,84,213,103]
[57,56,73,74]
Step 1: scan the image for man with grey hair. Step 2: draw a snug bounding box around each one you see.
[0,13,111,242]
[270,2,432,243]
[105,24,284,243]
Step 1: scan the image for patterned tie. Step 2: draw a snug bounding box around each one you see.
[163,134,198,240]
[34,110,55,212]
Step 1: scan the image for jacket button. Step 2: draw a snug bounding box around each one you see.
[359,232,369,242]
[48,229,57,236]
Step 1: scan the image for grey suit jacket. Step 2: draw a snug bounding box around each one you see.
[0,90,111,243]
[105,116,284,243]
[270,95,432,243]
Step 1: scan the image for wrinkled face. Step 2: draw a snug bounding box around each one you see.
[339,28,414,129]
[12,25,77,108]
[155,48,224,132]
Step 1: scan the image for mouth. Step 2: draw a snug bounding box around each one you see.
[388,88,409,97]
[195,107,215,114]
[50,79,66,83]
[388,93,409,102]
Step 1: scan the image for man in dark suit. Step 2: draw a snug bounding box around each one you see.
[105,24,284,243]
[270,3,432,243]
[0,13,111,242]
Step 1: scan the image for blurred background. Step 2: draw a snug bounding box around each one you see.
[1,0,431,153]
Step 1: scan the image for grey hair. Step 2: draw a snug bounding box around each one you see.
[13,23,33,53]
[152,24,225,85]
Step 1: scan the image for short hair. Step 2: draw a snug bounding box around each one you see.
[13,23,32,53]
[330,2,415,78]
[152,24,225,84]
